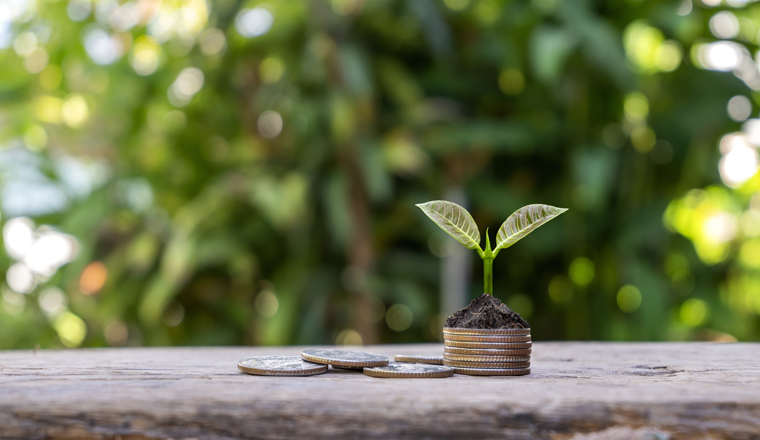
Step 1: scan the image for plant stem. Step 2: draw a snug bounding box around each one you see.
[483,228,494,295]
[483,256,493,295]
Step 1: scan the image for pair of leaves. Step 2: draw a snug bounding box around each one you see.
[416,200,567,255]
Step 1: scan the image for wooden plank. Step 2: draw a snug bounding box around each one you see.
[1,343,759,439]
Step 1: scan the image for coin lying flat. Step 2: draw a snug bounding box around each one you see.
[443,327,530,336]
[453,366,531,376]
[443,353,531,363]
[364,363,454,379]
[394,355,444,365]
[238,356,328,376]
[302,349,389,368]
[444,347,532,356]
[443,359,530,369]
[443,334,532,343]
[445,340,533,349]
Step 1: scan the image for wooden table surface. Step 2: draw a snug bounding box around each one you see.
[1,342,759,440]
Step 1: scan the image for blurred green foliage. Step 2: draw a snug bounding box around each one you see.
[1,0,759,349]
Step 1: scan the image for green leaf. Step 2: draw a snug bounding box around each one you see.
[416,200,482,251]
[495,204,568,251]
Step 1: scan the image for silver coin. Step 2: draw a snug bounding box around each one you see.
[443,359,531,368]
[238,356,327,376]
[443,327,530,336]
[444,347,532,356]
[394,354,444,365]
[364,363,454,378]
[302,349,389,368]
[444,334,532,343]
[443,353,531,363]
[452,366,531,376]
[445,340,532,349]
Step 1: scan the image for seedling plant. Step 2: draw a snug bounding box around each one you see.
[416,201,567,295]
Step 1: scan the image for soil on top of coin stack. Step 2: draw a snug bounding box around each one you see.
[445,293,529,329]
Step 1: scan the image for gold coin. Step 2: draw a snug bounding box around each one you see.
[363,363,454,379]
[445,341,533,349]
[394,355,444,365]
[443,359,530,368]
[453,366,531,376]
[444,347,532,356]
[443,334,532,343]
[237,356,328,376]
[443,353,531,363]
[443,327,530,336]
[301,349,388,368]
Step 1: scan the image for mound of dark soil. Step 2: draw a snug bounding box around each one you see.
[445,293,529,329]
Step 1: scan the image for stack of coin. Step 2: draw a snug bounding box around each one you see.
[442,327,531,376]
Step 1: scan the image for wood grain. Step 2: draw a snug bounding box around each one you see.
[1,343,759,440]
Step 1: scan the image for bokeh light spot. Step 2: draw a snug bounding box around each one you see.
[200,28,226,56]
[235,7,274,38]
[162,301,185,327]
[83,27,124,65]
[702,212,737,244]
[680,298,708,326]
[718,134,758,187]
[444,0,470,10]
[255,290,279,317]
[257,110,283,138]
[2,288,26,316]
[3,217,35,259]
[727,96,752,122]
[569,257,595,286]
[336,329,363,346]
[476,0,500,25]
[38,287,67,317]
[386,303,413,331]
[624,92,649,123]
[23,47,48,73]
[39,65,62,90]
[62,94,90,128]
[130,36,160,76]
[67,0,92,22]
[698,41,742,72]
[54,311,87,347]
[709,11,739,40]
[6,263,35,293]
[23,125,47,151]
[656,40,682,72]
[739,239,760,268]
[24,229,77,276]
[168,67,204,107]
[13,32,37,56]
[331,0,358,15]
[259,56,284,84]
[549,275,573,303]
[617,285,642,313]
[623,21,680,73]
[498,69,524,96]
[104,320,129,346]
[508,294,534,319]
[79,261,108,295]
[631,125,656,153]
[428,232,454,258]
